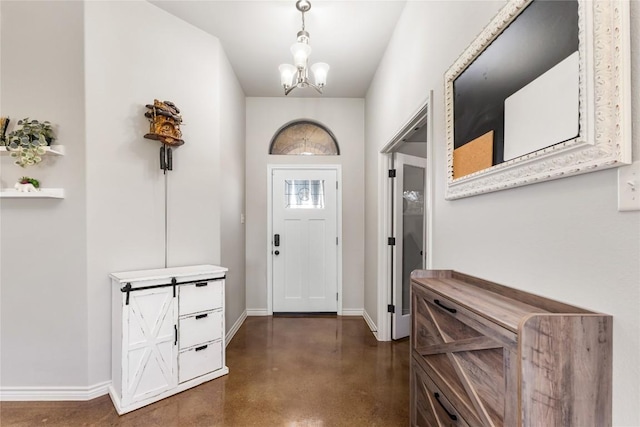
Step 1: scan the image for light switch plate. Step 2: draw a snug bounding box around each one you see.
[618,161,640,211]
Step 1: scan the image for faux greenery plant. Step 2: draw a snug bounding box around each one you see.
[6,118,55,168]
[18,176,40,188]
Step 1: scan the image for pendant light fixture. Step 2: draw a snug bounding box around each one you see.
[279,0,329,95]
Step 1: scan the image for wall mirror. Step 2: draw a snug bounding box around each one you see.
[445,0,631,199]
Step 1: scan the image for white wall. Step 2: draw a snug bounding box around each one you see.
[365,1,640,425]
[1,0,246,395]
[364,0,505,335]
[245,98,364,313]
[0,1,88,388]
[219,45,247,332]
[85,0,249,387]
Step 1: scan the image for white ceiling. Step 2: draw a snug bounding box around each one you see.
[150,1,407,98]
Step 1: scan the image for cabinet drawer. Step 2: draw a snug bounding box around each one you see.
[178,340,223,383]
[412,284,516,351]
[412,357,471,427]
[179,310,223,350]
[412,283,512,426]
[179,280,223,315]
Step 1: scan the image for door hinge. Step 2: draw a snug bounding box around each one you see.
[388,237,396,246]
[336,237,339,245]
[388,169,396,178]
[336,292,339,301]
[336,181,338,190]
[387,304,395,313]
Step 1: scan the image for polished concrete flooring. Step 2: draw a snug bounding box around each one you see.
[1,316,410,426]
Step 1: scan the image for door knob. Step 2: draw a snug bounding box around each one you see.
[274,250,280,255]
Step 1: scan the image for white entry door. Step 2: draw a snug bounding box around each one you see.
[392,153,426,339]
[272,168,338,313]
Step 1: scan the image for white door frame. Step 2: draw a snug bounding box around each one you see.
[266,164,343,315]
[377,92,434,341]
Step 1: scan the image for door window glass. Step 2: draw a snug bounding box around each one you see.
[285,180,325,209]
[270,120,339,155]
[402,165,424,315]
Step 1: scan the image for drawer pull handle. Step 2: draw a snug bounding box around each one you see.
[195,345,208,352]
[434,392,458,421]
[434,299,456,313]
[195,314,208,320]
[195,282,208,287]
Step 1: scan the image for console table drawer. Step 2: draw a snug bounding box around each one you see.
[179,310,223,350]
[413,284,516,352]
[179,340,223,384]
[412,357,472,427]
[180,280,223,315]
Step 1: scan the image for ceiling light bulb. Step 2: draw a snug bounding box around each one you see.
[279,64,297,87]
[311,62,330,87]
[291,43,312,69]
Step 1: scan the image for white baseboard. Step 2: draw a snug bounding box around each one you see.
[247,309,364,317]
[362,309,379,340]
[225,310,247,347]
[0,380,111,401]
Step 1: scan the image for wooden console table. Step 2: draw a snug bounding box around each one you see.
[410,269,612,426]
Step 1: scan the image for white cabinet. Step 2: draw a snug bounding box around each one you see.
[109,264,228,415]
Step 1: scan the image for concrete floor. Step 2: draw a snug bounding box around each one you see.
[1,316,410,426]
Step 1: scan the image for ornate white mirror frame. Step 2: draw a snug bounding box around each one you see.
[445,0,631,200]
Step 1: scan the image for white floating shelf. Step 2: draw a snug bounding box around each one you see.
[0,145,65,156]
[0,188,65,199]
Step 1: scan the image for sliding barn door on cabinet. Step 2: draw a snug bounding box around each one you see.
[121,286,177,407]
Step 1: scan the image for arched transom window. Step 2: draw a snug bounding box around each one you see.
[269,120,340,155]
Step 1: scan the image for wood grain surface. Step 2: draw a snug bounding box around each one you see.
[410,270,612,427]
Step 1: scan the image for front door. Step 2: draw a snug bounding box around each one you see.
[272,168,338,312]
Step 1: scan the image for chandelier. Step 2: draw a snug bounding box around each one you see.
[279,0,330,95]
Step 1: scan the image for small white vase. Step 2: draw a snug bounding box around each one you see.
[14,182,38,193]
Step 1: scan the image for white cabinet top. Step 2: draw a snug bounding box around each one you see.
[110,264,227,285]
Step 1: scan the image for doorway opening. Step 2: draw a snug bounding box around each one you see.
[380,94,433,340]
[266,165,343,315]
